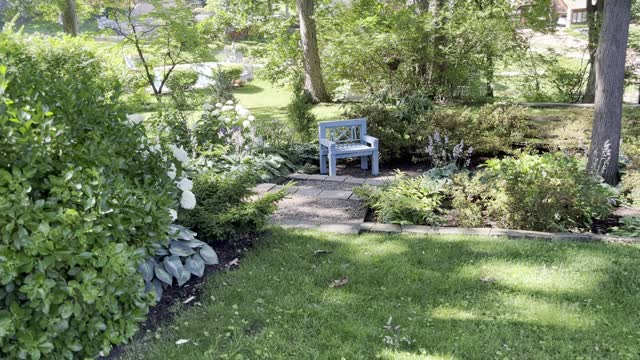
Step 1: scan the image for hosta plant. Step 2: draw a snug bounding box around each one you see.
[139,225,219,301]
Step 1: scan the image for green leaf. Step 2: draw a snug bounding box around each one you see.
[199,245,219,265]
[169,241,195,257]
[163,256,184,280]
[139,259,155,282]
[154,264,173,285]
[184,254,205,277]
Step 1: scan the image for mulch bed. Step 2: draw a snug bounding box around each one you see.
[104,234,258,359]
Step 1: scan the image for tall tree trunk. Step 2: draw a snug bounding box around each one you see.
[61,0,80,36]
[583,0,603,103]
[433,0,449,97]
[297,0,330,103]
[587,0,631,184]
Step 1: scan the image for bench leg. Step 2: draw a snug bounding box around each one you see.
[329,153,337,176]
[320,154,327,174]
[360,156,368,170]
[372,151,379,176]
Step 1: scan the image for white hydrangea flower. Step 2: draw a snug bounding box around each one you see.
[248,115,256,121]
[180,191,197,210]
[149,143,161,153]
[215,102,223,108]
[225,100,234,105]
[177,177,193,192]
[126,114,145,125]
[237,108,250,117]
[242,120,251,128]
[167,163,177,180]
[222,116,231,123]
[168,209,178,222]
[211,110,220,117]
[170,144,189,163]
[202,103,214,111]
[221,105,233,112]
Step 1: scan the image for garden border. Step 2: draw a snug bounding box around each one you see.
[277,222,640,244]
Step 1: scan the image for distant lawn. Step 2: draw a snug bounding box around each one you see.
[235,78,344,122]
[120,228,640,359]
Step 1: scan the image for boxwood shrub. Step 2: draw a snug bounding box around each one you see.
[0,34,179,358]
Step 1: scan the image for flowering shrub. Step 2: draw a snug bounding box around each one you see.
[195,99,258,153]
[0,34,184,358]
[424,131,473,168]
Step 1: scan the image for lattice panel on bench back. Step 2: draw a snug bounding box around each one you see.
[327,125,362,144]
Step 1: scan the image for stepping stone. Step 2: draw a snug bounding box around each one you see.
[364,179,385,186]
[318,190,352,200]
[348,193,363,201]
[318,223,359,234]
[288,173,309,180]
[307,174,328,181]
[296,188,323,197]
[326,176,347,182]
[344,177,366,184]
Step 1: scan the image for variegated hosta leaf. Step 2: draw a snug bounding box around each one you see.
[199,244,219,265]
[185,254,205,277]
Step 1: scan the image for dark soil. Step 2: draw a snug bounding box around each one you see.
[104,234,258,360]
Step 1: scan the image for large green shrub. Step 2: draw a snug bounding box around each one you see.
[166,68,199,109]
[483,153,614,231]
[0,34,179,358]
[179,169,286,242]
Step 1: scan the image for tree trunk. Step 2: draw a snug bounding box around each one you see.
[583,0,603,103]
[61,0,80,36]
[433,0,449,96]
[296,0,330,103]
[587,0,631,185]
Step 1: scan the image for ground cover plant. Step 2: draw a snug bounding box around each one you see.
[119,228,640,359]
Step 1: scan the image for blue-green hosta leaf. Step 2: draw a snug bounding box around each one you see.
[199,245,219,265]
[169,241,195,257]
[184,254,205,277]
[154,246,170,256]
[152,279,164,301]
[154,263,173,285]
[163,256,184,280]
[185,239,206,248]
[138,258,155,282]
[177,270,191,286]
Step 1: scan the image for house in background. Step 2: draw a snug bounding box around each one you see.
[553,0,589,27]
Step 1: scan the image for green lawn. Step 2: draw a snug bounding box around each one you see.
[235,78,343,122]
[120,228,640,359]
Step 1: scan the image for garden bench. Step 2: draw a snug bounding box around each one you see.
[318,118,379,176]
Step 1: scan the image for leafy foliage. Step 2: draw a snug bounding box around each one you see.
[483,153,615,231]
[178,169,287,242]
[0,33,179,358]
[166,68,200,109]
[610,216,640,237]
[140,225,219,301]
[287,76,317,142]
[354,173,444,225]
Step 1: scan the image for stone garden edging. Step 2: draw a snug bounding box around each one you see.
[276,222,640,244]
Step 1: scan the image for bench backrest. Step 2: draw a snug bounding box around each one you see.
[318,118,367,145]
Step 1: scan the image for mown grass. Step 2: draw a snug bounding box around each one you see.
[120,228,640,359]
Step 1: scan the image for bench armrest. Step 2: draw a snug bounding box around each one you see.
[320,138,336,149]
[364,135,378,147]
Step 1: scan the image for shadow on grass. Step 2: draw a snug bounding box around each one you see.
[121,229,640,359]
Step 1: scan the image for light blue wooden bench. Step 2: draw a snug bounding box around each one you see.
[318,118,379,176]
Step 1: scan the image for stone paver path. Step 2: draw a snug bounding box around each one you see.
[252,174,380,233]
